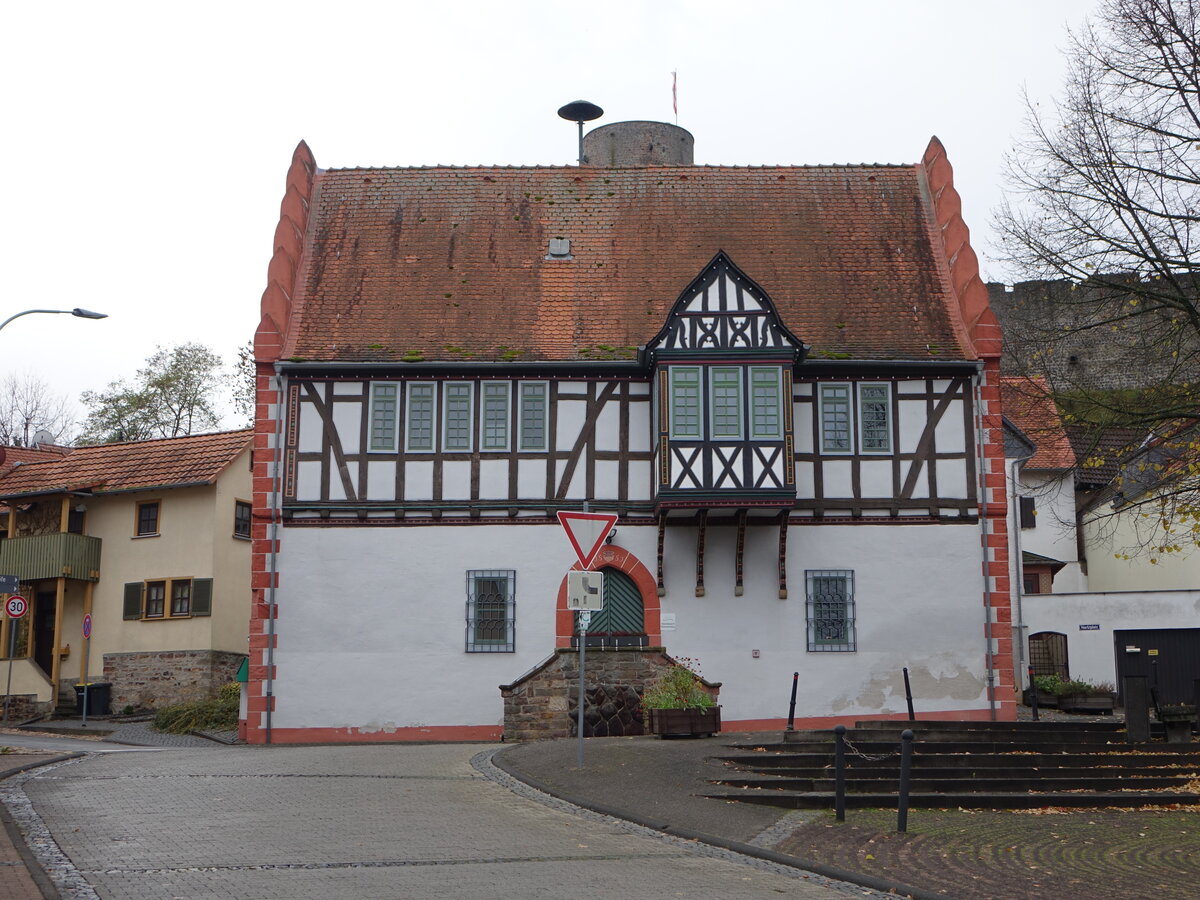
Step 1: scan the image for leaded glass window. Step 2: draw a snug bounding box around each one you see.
[406,383,435,452]
[369,383,398,451]
[710,367,742,438]
[858,383,892,453]
[444,383,473,451]
[670,367,701,438]
[466,570,515,652]
[806,570,856,651]
[750,367,782,438]
[519,382,548,451]
[819,384,852,454]
[481,382,509,451]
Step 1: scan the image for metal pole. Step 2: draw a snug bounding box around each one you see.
[3,625,13,722]
[577,610,591,768]
[81,639,91,728]
[897,729,914,833]
[902,666,914,721]
[786,671,798,731]
[833,724,846,822]
[1028,666,1039,721]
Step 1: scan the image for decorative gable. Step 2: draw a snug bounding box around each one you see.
[649,252,807,358]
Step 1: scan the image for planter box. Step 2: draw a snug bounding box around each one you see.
[1058,695,1115,714]
[1023,688,1058,709]
[647,706,721,738]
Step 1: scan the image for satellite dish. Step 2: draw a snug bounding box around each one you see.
[557,100,604,123]
[32,429,55,446]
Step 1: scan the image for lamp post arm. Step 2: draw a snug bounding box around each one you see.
[0,309,70,332]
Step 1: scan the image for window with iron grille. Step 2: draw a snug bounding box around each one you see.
[818,384,852,454]
[806,570,856,651]
[481,382,510,451]
[406,383,435,452]
[444,383,473,451]
[519,382,548,450]
[858,383,892,453]
[466,570,515,652]
[369,383,399,451]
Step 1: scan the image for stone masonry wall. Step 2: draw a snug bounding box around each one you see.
[500,648,719,742]
[103,650,247,711]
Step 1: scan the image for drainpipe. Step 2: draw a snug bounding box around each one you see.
[974,373,997,721]
[1008,457,1027,690]
[264,369,287,743]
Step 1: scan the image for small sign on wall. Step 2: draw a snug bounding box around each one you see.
[1078,624,1100,631]
[661,613,677,632]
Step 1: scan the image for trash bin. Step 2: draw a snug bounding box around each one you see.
[74,682,112,716]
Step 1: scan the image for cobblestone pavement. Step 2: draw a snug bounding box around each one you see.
[12,743,888,899]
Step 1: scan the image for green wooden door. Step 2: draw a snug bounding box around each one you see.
[576,567,645,636]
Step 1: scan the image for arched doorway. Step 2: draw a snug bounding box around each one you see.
[573,567,647,648]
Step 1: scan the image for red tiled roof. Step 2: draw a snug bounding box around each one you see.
[279,163,977,363]
[0,431,251,498]
[0,444,72,478]
[1000,377,1076,470]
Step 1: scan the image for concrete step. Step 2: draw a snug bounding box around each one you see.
[718,751,1200,770]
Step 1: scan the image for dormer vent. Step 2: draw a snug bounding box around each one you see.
[547,238,572,259]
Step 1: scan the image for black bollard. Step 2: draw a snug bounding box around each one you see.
[833,724,846,822]
[786,672,799,732]
[1028,666,1039,722]
[897,729,914,833]
[903,666,915,721]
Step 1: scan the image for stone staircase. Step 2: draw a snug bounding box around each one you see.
[705,720,1200,809]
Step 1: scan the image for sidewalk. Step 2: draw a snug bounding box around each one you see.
[0,751,74,900]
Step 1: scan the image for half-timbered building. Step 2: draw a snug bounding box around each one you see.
[245,124,1014,743]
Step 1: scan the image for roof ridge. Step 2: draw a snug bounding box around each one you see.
[320,162,921,173]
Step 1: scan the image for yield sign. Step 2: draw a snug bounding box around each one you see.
[556,511,618,569]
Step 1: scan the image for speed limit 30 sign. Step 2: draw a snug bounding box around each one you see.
[4,595,28,619]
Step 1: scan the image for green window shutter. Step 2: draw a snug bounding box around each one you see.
[191,579,213,617]
[123,582,143,620]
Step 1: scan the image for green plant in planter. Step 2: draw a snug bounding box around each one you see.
[642,663,714,710]
[1054,679,1114,699]
[1032,674,1064,695]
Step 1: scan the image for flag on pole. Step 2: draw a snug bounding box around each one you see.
[672,71,678,121]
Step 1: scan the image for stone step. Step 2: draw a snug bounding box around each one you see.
[718,751,1200,770]
[710,773,1195,792]
[700,789,1200,810]
[746,738,1190,755]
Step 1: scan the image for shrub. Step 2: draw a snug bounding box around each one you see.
[152,682,240,734]
[642,664,714,710]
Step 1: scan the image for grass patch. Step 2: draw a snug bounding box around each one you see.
[152,682,239,734]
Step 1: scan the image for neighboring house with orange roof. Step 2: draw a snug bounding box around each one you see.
[244,123,1015,744]
[999,383,1200,705]
[0,430,252,716]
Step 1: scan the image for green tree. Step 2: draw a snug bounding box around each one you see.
[79,343,224,444]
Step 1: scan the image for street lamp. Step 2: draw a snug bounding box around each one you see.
[0,308,108,332]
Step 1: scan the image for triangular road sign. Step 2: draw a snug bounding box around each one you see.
[557,511,618,569]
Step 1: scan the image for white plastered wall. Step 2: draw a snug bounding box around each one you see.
[1023,589,1200,686]
[268,520,990,732]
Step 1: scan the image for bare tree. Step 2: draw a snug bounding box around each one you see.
[0,373,74,446]
[995,0,1200,553]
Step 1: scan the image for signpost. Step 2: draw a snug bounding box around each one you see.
[81,615,93,727]
[3,595,28,723]
[559,511,614,768]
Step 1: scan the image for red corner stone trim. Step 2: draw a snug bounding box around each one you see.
[921,136,1001,360]
[554,545,661,647]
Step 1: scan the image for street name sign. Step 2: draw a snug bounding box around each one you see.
[0,575,19,594]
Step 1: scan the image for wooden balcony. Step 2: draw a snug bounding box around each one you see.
[0,532,102,582]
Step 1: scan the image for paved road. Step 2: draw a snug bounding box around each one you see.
[6,742,883,899]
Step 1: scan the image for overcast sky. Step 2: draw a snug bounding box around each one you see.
[1,0,1097,433]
